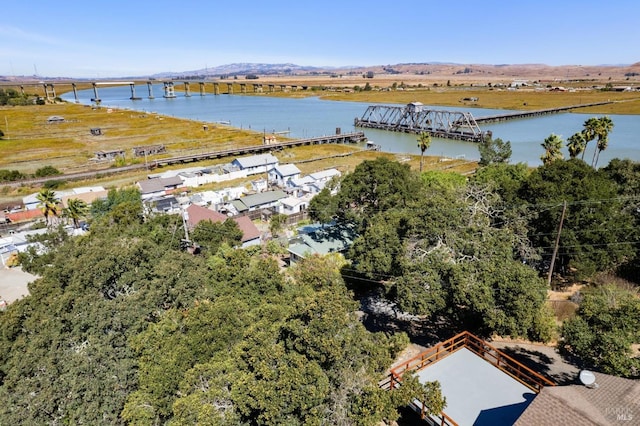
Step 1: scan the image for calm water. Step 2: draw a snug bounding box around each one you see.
[63,85,640,167]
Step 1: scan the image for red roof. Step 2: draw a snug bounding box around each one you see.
[185,204,261,244]
[233,215,261,243]
[185,204,227,228]
[7,209,44,223]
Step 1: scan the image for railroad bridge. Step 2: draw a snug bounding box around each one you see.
[354,102,488,143]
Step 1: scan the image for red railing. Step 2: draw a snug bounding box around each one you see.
[382,331,555,425]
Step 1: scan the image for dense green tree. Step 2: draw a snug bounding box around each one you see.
[191,219,242,252]
[581,117,600,160]
[417,131,432,172]
[559,285,640,377]
[308,187,338,226]
[336,157,421,230]
[268,212,287,237]
[519,159,636,279]
[478,136,512,166]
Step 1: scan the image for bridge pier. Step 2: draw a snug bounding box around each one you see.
[163,82,176,98]
[91,83,101,103]
[213,82,220,95]
[184,82,191,97]
[199,82,205,96]
[130,83,141,100]
[147,81,154,99]
[240,83,247,93]
[268,84,275,93]
[43,83,56,101]
[253,84,263,93]
[280,84,287,91]
[71,83,79,103]
[227,83,233,94]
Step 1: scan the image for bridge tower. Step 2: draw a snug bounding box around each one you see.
[184,82,191,97]
[163,82,176,98]
[147,81,154,99]
[226,83,233,94]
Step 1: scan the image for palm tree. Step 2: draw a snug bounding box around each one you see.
[417,131,432,172]
[581,117,599,160]
[566,132,587,159]
[36,188,59,227]
[64,198,89,229]
[540,134,564,166]
[592,116,614,168]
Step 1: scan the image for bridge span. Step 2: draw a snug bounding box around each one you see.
[355,101,615,142]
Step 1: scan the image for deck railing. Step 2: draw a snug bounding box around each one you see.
[382,331,555,425]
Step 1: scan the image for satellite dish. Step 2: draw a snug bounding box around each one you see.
[579,370,598,389]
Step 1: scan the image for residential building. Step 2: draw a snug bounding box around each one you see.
[184,204,261,248]
[268,164,301,188]
[231,153,279,176]
[226,190,288,216]
[287,223,356,263]
[137,176,184,199]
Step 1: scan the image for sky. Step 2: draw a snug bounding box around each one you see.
[2,0,639,78]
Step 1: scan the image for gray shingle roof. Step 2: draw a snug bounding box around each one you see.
[515,372,640,425]
[233,153,278,169]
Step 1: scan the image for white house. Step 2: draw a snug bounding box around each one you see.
[268,164,301,188]
[137,176,184,200]
[251,178,268,193]
[280,196,310,215]
[231,153,279,176]
[309,168,341,185]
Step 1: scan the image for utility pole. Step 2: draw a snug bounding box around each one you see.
[547,201,567,286]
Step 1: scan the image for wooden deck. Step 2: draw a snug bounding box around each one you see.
[381,331,555,425]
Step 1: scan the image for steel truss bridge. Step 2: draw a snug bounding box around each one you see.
[354,104,489,143]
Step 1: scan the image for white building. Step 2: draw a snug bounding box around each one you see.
[268,164,301,188]
[231,153,279,176]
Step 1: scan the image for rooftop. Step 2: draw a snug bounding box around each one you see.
[385,332,555,425]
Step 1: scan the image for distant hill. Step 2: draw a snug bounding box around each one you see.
[150,63,335,79]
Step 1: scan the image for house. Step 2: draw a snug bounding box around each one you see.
[287,222,357,263]
[226,190,288,215]
[280,196,309,215]
[231,153,279,176]
[515,370,640,425]
[268,164,301,188]
[251,178,268,193]
[137,176,184,199]
[189,186,246,208]
[60,189,109,209]
[184,204,261,248]
[146,195,180,213]
[309,168,341,185]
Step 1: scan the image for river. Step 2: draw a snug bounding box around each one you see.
[62,85,640,167]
